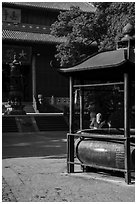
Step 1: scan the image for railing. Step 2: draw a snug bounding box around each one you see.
[67,129,135,184]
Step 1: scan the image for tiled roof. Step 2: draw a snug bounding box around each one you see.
[2,2,95,44]
[3,29,66,44]
[2,2,95,13]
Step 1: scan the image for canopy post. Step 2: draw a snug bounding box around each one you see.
[124,72,131,184]
[79,86,84,130]
[67,76,74,173]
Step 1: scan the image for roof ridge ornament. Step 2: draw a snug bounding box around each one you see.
[121,23,135,42]
[117,23,135,53]
[122,23,134,36]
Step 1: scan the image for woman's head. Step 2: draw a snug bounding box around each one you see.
[96,113,102,123]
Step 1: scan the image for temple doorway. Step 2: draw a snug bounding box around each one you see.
[21,64,32,102]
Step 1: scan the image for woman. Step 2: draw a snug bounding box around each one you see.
[90,113,110,129]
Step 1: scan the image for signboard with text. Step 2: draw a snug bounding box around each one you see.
[2,45,32,65]
[2,7,21,23]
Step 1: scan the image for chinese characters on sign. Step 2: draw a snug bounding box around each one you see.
[2,8,21,23]
[3,45,32,65]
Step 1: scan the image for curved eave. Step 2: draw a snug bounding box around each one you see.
[2,29,66,44]
[59,61,127,73]
[59,49,135,74]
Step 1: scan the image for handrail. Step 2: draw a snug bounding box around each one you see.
[67,133,135,141]
[73,82,124,88]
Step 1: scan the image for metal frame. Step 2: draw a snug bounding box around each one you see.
[67,132,134,171]
[67,77,133,184]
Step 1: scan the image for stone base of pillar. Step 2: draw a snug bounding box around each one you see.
[4,104,26,115]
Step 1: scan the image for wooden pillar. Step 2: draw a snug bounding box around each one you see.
[124,72,131,184]
[67,76,74,173]
[32,54,37,112]
[79,87,84,130]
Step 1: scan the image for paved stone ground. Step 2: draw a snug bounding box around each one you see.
[2,131,135,202]
[2,157,135,202]
[2,177,17,202]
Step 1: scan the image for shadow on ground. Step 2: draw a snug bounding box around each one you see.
[2,131,67,159]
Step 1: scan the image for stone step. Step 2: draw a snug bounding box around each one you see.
[2,117,18,132]
[2,115,68,132]
[35,116,68,131]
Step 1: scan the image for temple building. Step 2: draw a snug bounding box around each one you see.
[2,2,95,112]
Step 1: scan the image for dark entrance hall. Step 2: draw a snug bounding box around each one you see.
[21,64,32,102]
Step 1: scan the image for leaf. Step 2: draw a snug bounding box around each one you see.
[50,3,135,67]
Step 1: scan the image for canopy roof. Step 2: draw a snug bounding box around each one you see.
[59,49,135,74]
